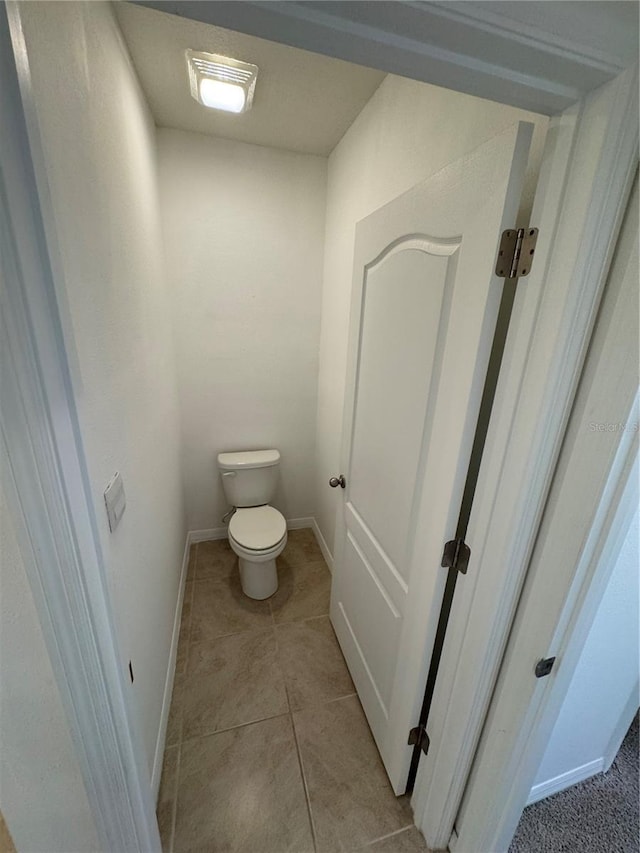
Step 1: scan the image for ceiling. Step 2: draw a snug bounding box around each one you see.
[133,1,638,116]
[114,2,386,156]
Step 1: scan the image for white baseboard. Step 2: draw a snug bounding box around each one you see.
[188,517,334,573]
[189,527,228,543]
[312,518,334,573]
[527,757,604,805]
[286,516,314,530]
[189,517,315,542]
[150,534,190,800]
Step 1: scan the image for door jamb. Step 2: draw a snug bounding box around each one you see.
[461,442,638,853]
[453,221,639,847]
[410,63,638,850]
[0,5,160,851]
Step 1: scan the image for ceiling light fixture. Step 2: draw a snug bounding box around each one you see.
[186,50,258,114]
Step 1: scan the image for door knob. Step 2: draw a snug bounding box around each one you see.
[329,474,346,489]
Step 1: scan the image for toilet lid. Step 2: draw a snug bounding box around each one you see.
[229,506,287,551]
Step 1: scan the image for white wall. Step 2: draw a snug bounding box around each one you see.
[19,2,186,776]
[316,74,548,559]
[0,489,99,853]
[158,128,327,531]
[530,507,639,802]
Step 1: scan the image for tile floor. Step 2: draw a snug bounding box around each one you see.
[157,529,429,853]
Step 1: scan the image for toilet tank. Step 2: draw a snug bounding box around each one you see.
[217,449,280,507]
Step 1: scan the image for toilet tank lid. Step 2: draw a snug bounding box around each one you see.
[217,449,280,470]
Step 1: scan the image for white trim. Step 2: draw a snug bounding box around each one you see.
[312,518,333,572]
[188,526,228,543]
[526,759,604,806]
[135,1,635,115]
[603,683,639,773]
[150,535,190,799]
[451,153,639,851]
[472,436,639,850]
[188,516,315,545]
[412,64,638,851]
[1,5,160,850]
[286,516,314,530]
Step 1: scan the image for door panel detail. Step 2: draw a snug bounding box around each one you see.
[349,244,458,581]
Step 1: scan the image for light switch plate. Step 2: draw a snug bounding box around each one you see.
[104,471,126,532]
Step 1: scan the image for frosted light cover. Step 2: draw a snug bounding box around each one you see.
[199,79,245,112]
[187,50,258,114]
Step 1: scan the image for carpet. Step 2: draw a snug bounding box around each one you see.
[509,713,639,852]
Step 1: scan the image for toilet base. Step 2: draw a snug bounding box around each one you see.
[238,556,278,600]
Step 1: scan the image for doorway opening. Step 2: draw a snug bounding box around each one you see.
[3,2,637,853]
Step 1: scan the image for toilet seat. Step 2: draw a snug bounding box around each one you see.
[228,505,287,552]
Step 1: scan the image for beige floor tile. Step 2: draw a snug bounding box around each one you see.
[174,716,314,853]
[276,616,354,710]
[195,538,237,581]
[364,826,430,851]
[0,810,16,853]
[281,528,324,567]
[182,630,288,740]
[270,560,331,624]
[157,745,179,852]
[294,695,413,852]
[190,575,272,644]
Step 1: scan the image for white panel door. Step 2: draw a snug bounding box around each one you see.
[330,122,533,794]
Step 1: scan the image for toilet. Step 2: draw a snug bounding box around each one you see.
[217,449,287,600]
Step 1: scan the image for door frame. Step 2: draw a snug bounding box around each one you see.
[410,62,638,850]
[0,5,161,851]
[2,1,637,850]
[450,171,639,853]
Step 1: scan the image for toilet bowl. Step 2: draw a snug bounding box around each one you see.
[228,506,287,599]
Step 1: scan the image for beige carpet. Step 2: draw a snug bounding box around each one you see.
[510,714,639,852]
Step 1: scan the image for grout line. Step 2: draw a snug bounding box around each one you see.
[281,558,331,573]
[271,618,287,696]
[311,691,357,708]
[179,711,291,746]
[173,543,339,852]
[290,708,318,853]
[273,611,331,628]
[188,624,277,650]
[361,825,417,848]
[179,687,359,750]
[191,573,236,586]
